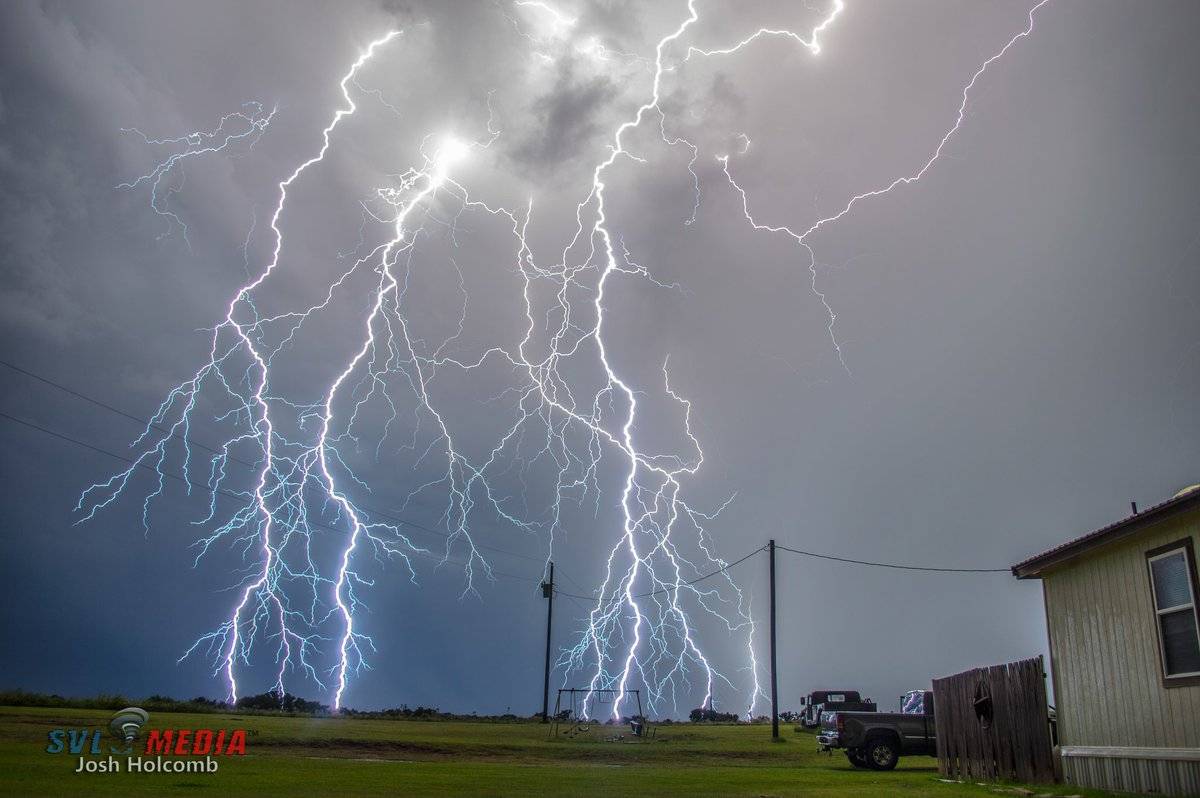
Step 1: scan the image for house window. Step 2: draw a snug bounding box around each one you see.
[1146,539,1200,680]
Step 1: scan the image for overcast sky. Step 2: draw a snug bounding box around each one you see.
[1,0,1198,717]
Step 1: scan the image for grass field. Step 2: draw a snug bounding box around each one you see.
[0,705,1116,797]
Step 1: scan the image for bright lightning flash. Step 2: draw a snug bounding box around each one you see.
[81,0,1049,716]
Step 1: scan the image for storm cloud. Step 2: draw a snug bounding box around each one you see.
[1,0,1198,716]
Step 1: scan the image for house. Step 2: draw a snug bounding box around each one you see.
[1013,485,1200,795]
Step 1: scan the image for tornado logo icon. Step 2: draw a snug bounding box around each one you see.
[109,707,149,752]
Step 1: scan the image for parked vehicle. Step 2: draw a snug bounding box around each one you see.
[797,690,877,729]
[816,689,936,771]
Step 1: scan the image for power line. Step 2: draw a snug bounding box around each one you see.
[550,531,1010,608]
[555,544,766,602]
[2,359,161,432]
[0,360,1010,583]
[775,544,1008,573]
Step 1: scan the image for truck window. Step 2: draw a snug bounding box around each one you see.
[901,691,924,714]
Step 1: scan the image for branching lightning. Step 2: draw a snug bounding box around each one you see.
[719,0,1051,370]
[81,0,1050,716]
[117,102,276,247]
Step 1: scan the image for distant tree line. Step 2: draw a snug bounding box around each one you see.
[689,707,741,723]
[0,690,232,714]
[687,707,803,724]
[234,690,329,714]
[2,689,792,724]
[0,689,538,721]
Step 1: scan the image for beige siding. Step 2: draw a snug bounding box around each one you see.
[1042,511,1200,749]
[1061,751,1200,795]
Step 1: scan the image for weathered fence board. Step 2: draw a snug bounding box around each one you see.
[933,655,1055,784]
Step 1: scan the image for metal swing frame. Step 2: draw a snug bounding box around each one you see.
[548,688,650,739]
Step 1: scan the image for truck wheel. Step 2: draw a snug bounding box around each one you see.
[864,738,899,771]
[845,749,870,769]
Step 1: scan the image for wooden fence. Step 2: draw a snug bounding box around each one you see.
[932,655,1056,784]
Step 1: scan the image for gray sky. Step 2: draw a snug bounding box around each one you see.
[1,0,1198,717]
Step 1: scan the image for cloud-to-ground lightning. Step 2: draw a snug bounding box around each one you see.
[81,0,1050,716]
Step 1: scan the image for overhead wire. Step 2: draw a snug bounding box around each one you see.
[554,544,767,602]
[775,543,1009,573]
[1,360,1013,594]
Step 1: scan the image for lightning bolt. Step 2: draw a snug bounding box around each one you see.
[86,31,412,706]
[82,0,1050,717]
[719,0,1052,370]
[117,102,276,248]
[556,0,857,722]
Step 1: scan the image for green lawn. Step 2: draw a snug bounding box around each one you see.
[0,706,1114,797]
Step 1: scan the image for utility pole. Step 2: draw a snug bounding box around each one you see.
[769,539,779,740]
[541,561,554,723]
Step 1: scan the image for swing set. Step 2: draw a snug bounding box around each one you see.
[548,688,655,740]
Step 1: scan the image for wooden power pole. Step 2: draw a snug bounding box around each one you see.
[541,561,554,723]
[769,539,779,739]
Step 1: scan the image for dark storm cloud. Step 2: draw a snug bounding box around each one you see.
[509,58,618,171]
[573,0,648,51]
[706,73,746,115]
[0,5,124,341]
[1,0,1198,716]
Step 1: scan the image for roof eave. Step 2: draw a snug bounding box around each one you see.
[1012,489,1200,580]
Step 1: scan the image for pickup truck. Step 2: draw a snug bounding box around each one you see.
[816,689,936,771]
[797,690,877,729]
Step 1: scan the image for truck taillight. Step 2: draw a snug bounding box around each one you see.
[836,714,844,733]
